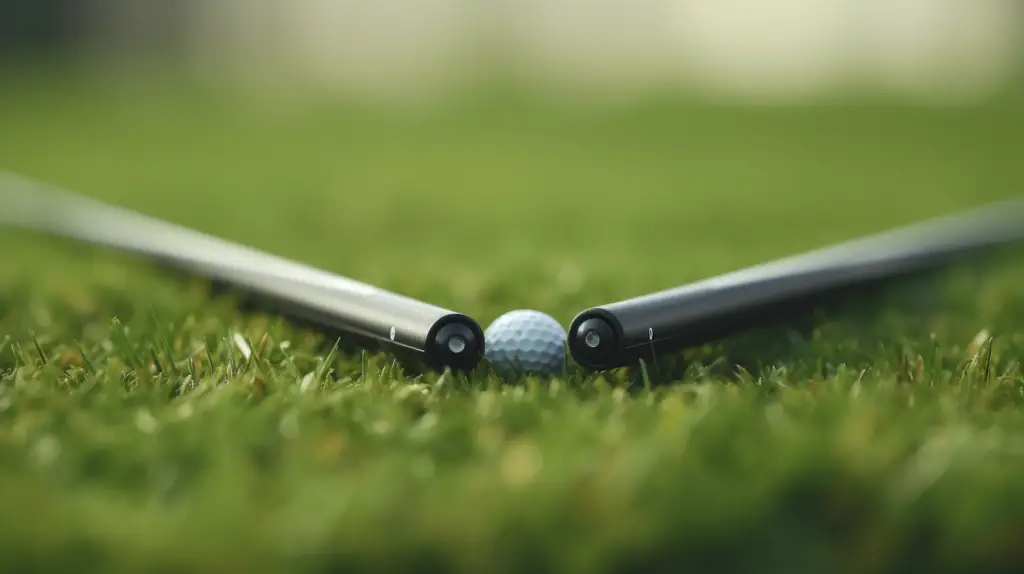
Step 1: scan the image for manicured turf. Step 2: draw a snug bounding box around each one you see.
[2,70,1024,572]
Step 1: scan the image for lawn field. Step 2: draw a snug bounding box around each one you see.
[2,71,1024,573]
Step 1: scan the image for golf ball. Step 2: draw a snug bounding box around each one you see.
[484,310,567,377]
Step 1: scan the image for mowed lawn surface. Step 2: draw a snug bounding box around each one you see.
[1,72,1024,572]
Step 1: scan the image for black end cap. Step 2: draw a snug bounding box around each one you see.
[568,310,622,371]
[427,317,485,373]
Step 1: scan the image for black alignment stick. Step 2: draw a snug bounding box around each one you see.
[0,170,485,372]
[569,196,1024,371]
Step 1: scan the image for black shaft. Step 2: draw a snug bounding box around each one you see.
[0,170,485,372]
[569,196,1024,371]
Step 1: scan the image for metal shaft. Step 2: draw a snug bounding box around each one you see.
[0,170,485,372]
[569,196,1024,371]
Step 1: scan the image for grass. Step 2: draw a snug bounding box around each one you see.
[2,70,1024,573]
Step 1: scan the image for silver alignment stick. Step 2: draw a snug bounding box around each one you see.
[0,170,485,372]
[569,195,1024,371]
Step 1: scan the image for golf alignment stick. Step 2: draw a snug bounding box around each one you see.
[0,170,485,373]
[569,196,1024,372]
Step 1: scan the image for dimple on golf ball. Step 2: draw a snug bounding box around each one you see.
[484,310,567,378]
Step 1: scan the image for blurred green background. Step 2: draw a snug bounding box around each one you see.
[2,0,1023,325]
[3,3,1024,572]
[2,80,1022,327]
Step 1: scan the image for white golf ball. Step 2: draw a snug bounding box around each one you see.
[484,310,567,377]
